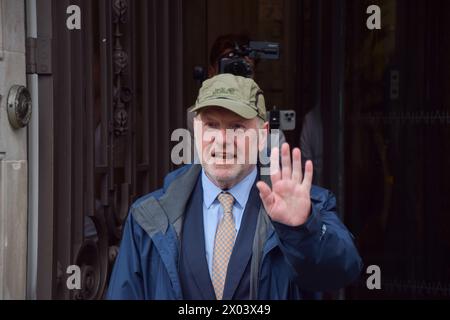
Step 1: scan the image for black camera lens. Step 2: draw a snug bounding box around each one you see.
[219,55,253,78]
[224,60,252,77]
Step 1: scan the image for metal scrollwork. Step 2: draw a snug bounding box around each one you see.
[74,216,109,300]
[74,0,135,300]
[112,0,128,24]
[112,0,130,136]
[74,0,133,300]
[113,48,128,74]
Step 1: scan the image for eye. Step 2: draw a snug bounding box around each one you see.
[205,122,219,129]
[231,124,246,131]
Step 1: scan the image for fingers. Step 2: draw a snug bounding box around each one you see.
[256,181,274,209]
[272,144,305,183]
[270,147,281,185]
[291,148,302,183]
[302,160,313,190]
[281,143,292,180]
[256,181,272,199]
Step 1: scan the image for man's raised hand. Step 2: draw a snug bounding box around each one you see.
[256,143,313,227]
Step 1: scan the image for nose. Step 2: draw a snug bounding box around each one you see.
[214,128,228,145]
[209,128,236,149]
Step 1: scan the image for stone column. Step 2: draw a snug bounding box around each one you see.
[0,0,28,300]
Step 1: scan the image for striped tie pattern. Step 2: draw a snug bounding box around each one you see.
[212,192,236,300]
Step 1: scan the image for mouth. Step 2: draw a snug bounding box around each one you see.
[211,151,237,160]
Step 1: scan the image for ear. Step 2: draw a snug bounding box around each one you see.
[193,113,202,133]
[208,65,218,78]
[258,121,269,152]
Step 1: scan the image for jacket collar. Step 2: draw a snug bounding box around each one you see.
[202,167,258,210]
[132,165,202,239]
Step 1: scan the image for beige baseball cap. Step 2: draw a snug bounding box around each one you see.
[189,74,266,120]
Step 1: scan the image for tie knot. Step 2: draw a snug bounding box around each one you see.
[217,192,235,215]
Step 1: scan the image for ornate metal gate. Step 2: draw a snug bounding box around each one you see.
[34,0,183,299]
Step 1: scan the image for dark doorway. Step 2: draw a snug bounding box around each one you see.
[32,0,450,299]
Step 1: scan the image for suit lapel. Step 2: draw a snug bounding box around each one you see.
[222,182,261,300]
[182,177,217,299]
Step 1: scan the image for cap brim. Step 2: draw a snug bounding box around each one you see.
[190,98,258,120]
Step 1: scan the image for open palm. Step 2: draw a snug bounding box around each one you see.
[256,143,313,227]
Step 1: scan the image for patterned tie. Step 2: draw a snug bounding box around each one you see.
[212,192,236,300]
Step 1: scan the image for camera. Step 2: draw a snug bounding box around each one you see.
[193,41,280,81]
[268,108,296,131]
[218,41,280,78]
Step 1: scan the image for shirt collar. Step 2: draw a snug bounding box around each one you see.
[201,167,258,209]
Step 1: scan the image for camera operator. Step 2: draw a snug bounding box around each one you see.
[207,34,257,78]
[187,33,286,153]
